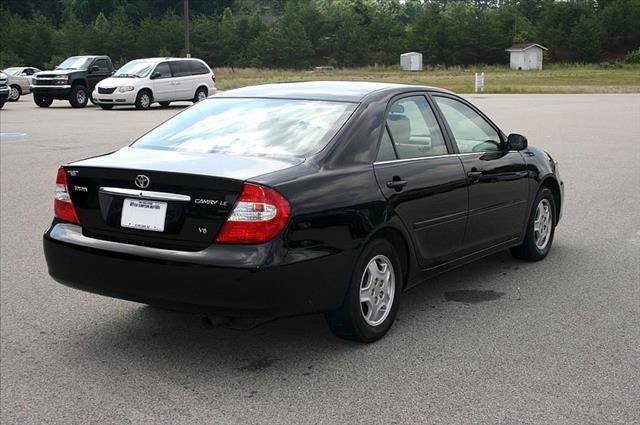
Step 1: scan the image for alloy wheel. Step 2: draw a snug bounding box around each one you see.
[359,255,395,326]
[9,87,20,101]
[534,198,552,250]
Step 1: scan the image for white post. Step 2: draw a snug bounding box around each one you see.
[475,72,485,93]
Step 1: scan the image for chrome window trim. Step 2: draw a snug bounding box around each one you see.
[99,187,191,202]
[373,150,519,166]
[374,154,454,165]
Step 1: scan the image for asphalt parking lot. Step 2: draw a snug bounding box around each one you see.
[1,94,639,424]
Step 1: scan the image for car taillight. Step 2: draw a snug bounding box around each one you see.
[54,167,80,224]
[211,74,216,83]
[215,183,290,244]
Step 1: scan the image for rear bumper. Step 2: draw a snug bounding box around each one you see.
[31,85,71,99]
[43,223,350,317]
[0,88,8,102]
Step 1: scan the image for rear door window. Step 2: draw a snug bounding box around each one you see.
[376,128,397,162]
[169,61,191,77]
[385,96,448,159]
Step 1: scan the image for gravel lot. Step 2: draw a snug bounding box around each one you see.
[1,94,639,424]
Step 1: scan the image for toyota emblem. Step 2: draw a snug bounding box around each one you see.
[134,174,150,189]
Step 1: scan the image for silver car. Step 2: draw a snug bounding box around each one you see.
[0,72,10,108]
[2,67,41,101]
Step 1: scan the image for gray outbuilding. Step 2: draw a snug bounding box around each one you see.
[400,52,423,71]
[506,43,548,70]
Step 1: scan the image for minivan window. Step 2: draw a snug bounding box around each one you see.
[115,60,156,78]
[132,98,357,157]
[152,62,172,79]
[169,61,191,77]
[188,60,209,75]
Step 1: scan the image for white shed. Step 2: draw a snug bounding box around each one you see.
[400,52,423,71]
[506,43,548,70]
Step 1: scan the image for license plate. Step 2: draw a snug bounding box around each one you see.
[120,198,167,232]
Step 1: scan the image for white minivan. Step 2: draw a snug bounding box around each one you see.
[93,57,215,110]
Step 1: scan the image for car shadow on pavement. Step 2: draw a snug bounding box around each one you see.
[62,248,552,376]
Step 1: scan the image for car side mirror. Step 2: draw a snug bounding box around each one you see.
[89,65,100,73]
[150,71,161,79]
[507,133,528,151]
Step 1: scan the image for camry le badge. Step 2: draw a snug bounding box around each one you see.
[134,174,150,189]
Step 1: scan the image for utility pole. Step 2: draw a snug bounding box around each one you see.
[183,0,190,57]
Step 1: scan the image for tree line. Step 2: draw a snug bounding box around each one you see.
[1,0,639,70]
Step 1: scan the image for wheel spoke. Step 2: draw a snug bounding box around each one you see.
[360,285,373,304]
[367,261,381,280]
[367,301,379,321]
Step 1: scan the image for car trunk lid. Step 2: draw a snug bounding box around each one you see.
[64,148,302,250]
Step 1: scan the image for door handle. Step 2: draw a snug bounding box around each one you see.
[386,177,407,191]
[467,170,483,183]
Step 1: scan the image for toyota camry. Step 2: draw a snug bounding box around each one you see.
[43,82,563,342]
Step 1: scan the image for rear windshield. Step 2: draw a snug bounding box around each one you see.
[131,98,357,157]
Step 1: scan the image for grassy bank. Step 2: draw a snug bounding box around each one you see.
[214,64,640,94]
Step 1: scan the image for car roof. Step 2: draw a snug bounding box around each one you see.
[218,81,453,102]
[131,57,205,63]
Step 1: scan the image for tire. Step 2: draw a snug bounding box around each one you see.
[159,101,171,108]
[9,85,21,101]
[325,238,403,342]
[510,187,556,261]
[193,86,208,103]
[135,90,152,110]
[68,85,89,108]
[0,101,4,109]
[99,104,114,110]
[34,95,53,108]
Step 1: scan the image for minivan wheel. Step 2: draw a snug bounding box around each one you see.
[325,238,403,342]
[193,87,207,103]
[511,187,556,261]
[135,90,152,110]
[9,85,21,101]
[34,95,53,108]
[69,86,89,108]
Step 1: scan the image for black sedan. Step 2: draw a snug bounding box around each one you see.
[43,82,563,342]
